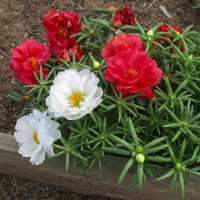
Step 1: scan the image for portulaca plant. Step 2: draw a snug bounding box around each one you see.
[8,3,200,198]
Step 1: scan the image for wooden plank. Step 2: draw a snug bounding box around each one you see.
[0,132,200,200]
[0,132,18,152]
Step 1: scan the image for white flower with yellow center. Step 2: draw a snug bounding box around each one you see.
[46,69,103,120]
[14,109,61,165]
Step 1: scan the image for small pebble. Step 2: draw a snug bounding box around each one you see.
[10,43,15,48]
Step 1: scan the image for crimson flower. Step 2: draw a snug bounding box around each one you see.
[57,44,84,63]
[112,3,138,26]
[157,24,184,52]
[56,48,70,63]
[10,39,51,85]
[104,49,163,96]
[42,10,82,55]
[69,44,84,61]
[101,33,143,61]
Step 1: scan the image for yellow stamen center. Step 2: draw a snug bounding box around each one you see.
[33,132,40,144]
[69,93,84,108]
[29,57,39,70]
[123,68,138,80]
[70,93,81,104]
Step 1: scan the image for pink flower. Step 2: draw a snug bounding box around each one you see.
[104,49,163,96]
[101,33,143,61]
[42,10,82,55]
[10,39,50,85]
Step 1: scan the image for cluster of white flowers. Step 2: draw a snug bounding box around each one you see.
[14,109,61,165]
[14,69,103,165]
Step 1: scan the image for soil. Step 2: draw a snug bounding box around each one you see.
[0,0,200,199]
[0,174,118,200]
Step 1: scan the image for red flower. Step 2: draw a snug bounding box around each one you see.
[69,44,84,61]
[101,33,143,61]
[157,24,184,52]
[56,48,70,63]
[104,49,163,96]
[42,10,82,55]
[10,39,51,85]
[112,3,138,26]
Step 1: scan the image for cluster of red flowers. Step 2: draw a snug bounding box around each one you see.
[42,10,82,55]
[56,44,84,63]
[102,33,163,98]
[111,3,139,27]
[9,4,182,99]
[10,10,84,85]
[157,24,185,52]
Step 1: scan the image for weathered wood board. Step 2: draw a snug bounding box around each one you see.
[0,132,199,200]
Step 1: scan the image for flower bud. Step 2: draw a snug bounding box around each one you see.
[108,5,116,12]
[146,29,154,42]
[81,24,87,30]
[93,60,100,69]
[181,122,188,128]
[175,31,182,37]
[136,153,145,163]
[116,100,122,106]
[23,95,31,102]
[170,95,176,101]
[113,21,122,29]
[147,29,154,37]
[111,27,116,33]
[136,146,143,153]
[175,163,182,170]
[66,147,71,152]
[150,97,158,102]
[89,29,95,35]
[40,81,45,86]
[187,54,193,61]
[132,151,136,158]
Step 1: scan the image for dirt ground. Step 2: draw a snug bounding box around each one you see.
[0,0,200,199]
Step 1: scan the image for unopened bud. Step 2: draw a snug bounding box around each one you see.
[108,5,116,12]
[175,163,182,170]
[147,29,154,37]
[93,60,100,69]
[170,95,176,101]
[111,28,116,33]
[116,100,122,106]
[136,146,143,153]
[175,31,182,37]
[136,153,145,163]
[89,29,95,35]
[113,21,122,29]
[181,122,188,128]
[23,95,31,102]
[187,54,193,61]
[150,97,158,102]
[81,24,87,30]
[132,151,136,158]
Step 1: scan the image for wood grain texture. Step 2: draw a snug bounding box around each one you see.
[0,133,199,200]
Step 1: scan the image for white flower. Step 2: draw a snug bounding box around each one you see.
[46,69,103,120]
[14,109,61,165]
